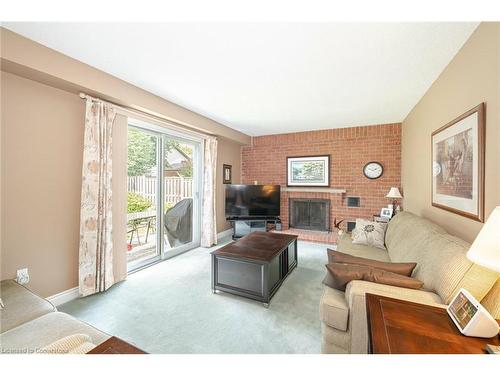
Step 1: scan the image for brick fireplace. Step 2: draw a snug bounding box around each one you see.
[241,123,401,243]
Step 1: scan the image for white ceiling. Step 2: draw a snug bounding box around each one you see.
[4,22,478,136]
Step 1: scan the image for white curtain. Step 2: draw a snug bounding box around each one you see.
[79,96,116,297]
[201,136,218,247]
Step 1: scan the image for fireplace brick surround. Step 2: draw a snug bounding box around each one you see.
[241,123,401,243]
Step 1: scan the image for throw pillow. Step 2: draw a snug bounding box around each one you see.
[323,263,423,291]
[326,249,416,277]
[351,219,387,249]
[40,334,96,354]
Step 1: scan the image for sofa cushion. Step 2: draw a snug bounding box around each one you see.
[384,212,498,304]
[0,280,56,333]
[336,235,390,262]
[327,249,416,276]
[0,312,110,353]
[416,233,498,303]
[319,286,349,331]
[385,212,446,263]
[481,278,500,319]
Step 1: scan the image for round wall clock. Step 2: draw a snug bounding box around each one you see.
[363,161,384,179]
[433,161,442,177]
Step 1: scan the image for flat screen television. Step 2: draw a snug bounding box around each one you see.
[225,184,280,218]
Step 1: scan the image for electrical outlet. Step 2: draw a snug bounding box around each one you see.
[16,268,29,285]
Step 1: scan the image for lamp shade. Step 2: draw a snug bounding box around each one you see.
[467,206,500,272]
[386,187,403,199]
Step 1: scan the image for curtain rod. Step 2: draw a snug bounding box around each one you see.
[79,92,212,140]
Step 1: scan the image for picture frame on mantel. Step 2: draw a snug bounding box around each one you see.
[287,155,330,187]
[431,103,485,222]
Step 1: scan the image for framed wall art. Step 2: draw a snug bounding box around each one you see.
[380,207,393,219]
[223,164,232,184]
[431,103,485,222]
[287,155,330,187]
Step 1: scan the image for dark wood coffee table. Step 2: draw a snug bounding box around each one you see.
[366,293,500,354]
[211,231,298,307]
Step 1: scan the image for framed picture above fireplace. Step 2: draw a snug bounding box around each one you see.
[287,155,330,187]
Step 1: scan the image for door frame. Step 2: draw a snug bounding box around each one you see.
[127,116,204,272]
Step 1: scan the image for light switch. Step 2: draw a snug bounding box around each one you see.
[16,268,29,285]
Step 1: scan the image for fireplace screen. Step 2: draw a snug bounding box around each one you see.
[289,198,330,232]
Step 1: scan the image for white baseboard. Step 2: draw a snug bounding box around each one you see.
[217,229,233,242]
[47,232,232,306]
[47,287,79,307]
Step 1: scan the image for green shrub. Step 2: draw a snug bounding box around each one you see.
[127,192,152,213]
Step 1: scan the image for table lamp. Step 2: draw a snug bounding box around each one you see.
[386,187,403,214]
[464,206,500,349]
[467,206,500,273]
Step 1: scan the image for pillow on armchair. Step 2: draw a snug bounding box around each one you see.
[351,219,388,250]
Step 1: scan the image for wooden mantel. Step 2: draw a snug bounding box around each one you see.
[282,187,346,194]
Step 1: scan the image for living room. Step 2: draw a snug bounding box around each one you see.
[1,1,500,373]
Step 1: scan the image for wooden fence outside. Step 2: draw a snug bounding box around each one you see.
[127,176,193,205]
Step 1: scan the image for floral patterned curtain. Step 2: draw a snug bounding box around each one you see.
[79,96,116,297]
[201,137,218,247]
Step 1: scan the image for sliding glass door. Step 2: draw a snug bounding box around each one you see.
[126,127,161,267]
[126,119,202,272]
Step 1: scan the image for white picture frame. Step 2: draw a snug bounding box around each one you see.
[380,207,393,219]
[287,155,330,187]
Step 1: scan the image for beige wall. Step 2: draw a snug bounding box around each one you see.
[0,27,248,297]
[0,27,250,145]
[402,22,500,243]
[1,72,85,296]
[216,138,242,233]
[0,71,242,297]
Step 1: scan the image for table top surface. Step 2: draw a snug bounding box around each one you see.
[87,336,147,354]
[366,293,500,354]
[211,231,298,262]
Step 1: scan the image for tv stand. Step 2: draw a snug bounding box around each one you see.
[227,217,281,239]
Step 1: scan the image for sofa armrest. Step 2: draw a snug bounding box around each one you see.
[345,280,446,354]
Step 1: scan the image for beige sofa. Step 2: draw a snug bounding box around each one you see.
[0,280,110,354]
[320,212,500,354]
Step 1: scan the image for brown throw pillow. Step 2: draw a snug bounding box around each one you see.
[326,249,417,277]
[323,263,423,291]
